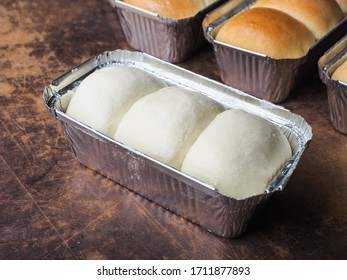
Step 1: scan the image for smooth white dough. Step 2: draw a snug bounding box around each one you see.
[114,86,224,169]
[181,109,292,199]
[65,66,166,137]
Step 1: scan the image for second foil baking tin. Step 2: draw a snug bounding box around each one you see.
[203,0,347,103]
[43,50,312,238]
[110,0,228,63]
[319,35,347,134]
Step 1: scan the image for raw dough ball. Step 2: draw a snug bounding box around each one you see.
[65,66,166,137]
[181,109,292,199]
[114,86,224,169]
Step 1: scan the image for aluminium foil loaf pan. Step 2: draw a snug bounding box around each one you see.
[203,0,347,103]
[43,50,312,238]
[110,0,228,63]
[319,35,347,134]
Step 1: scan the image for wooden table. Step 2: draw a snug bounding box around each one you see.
[0,0,346,260]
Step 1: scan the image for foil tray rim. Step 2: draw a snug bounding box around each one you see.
[44,49,312,196]
[43,49,313,237]
[318,34,347,88]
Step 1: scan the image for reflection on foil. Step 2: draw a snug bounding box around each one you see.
[43,50,312,237]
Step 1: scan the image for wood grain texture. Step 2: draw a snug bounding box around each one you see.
[0,0,346,260]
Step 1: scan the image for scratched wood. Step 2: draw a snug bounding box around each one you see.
[0,0,346,260]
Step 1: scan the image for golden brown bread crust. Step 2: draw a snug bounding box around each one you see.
[332,60,347,83]
[252,0,344,39]
[215,8,316,59]
[336,0,347,15]
[123,0,212,19]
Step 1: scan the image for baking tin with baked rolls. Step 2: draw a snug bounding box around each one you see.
[109,0,228,63]
[319,34,347,134]
[203,0,347,103]
[43,50,312,238]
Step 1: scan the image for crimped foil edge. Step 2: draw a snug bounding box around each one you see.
[44,50,312,237]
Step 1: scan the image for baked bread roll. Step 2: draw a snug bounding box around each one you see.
[114,86,223,169]
[66,66,166,137]
[216,7,316,59]
[332,60,347,82]
[336,0,347,16]
[252,0,343,39]
[123,0,214,19]
[181,109,292,200]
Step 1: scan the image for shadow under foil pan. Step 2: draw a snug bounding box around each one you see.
[43,50,312,238]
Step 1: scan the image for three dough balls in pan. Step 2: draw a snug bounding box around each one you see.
[65,66,292,200]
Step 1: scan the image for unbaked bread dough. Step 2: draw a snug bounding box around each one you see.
[114,86,224,169]
[181,109,292,199]
[65,65,166,137]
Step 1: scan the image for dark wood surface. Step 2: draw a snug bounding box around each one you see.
[0,0,346,260]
